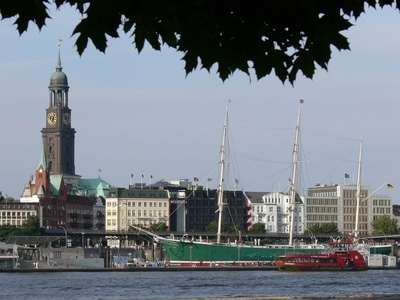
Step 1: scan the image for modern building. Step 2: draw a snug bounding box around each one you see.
[393,204,400,229]
[183,188,249,234]
[306,184,392,236]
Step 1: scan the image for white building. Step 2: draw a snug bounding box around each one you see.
[247,191,305,234]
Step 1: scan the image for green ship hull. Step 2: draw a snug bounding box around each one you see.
[160,238,324,267]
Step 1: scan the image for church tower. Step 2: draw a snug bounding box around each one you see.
[41,41,80,189]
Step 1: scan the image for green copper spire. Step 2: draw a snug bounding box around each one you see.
[37,143,47,171]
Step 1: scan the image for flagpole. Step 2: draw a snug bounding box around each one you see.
[360,182,392,204]
[130,174,133,188]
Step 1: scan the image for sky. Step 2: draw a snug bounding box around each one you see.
[0,5,399,204]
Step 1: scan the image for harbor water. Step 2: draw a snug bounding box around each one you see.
[1,269,399,299]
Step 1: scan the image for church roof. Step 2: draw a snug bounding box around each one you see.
[50,175,63,195]
[78,178,113,197]
[49,43,68,89]
[37,144,47,170]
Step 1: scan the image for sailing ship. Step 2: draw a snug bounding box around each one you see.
[274,237,367,271]
[132,102,325,267]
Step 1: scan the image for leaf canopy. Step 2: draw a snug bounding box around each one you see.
[1,1,399,83]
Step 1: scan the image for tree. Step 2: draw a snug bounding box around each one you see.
[0,192,16,202]
[0,216,44,242]
[1,1,399,84]
[249,222,266,233]
[305,222,339,235]
[205,220,218,232]
[371,215,398,234]
[149,221,168,232]
[0,224,20,242]
[19,216,45,236]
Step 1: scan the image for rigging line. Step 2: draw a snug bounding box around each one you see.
[302,126,360,142]
[167,189,195,219]
[231,149,292,164]
[228,110,298,189]
[317,141,361,184]
[230,125,294,132]
[243,129,295,187]
[238,125,294,183]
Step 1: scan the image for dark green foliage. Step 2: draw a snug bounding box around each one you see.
[305,222,339,235]
[149,221,168,232]
[260,237,273,245]
[2,1,399,83]
[372,215,398,234]
[0,224,20,242]
[0,216,44,242]
[249,222,266,233]
[205,220,218,232]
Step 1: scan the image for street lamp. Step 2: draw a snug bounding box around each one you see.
[59,225,69,267]
[59,225,68,248]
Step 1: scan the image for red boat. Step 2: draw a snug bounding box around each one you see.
[274,248,368,271]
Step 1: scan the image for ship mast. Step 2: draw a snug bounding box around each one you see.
[354,136,363,241]
[288,104,301,246]
[216,102,229,244]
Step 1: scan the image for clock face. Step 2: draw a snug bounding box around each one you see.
[47,112,57,125]
[63,113,71,125]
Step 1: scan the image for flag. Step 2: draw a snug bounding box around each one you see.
[131,174,133,178]
[194,177,199,182]
[141,174,144,178]
[98,168,101,172]
[300,99,304,104]
[387,184,394,188]
[345,173,350,179]
[207,178,212,182]
[235,178,239,185]
[150,175,153,179]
